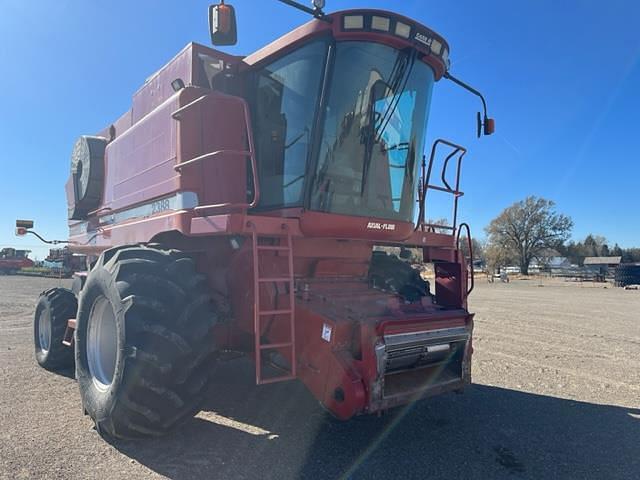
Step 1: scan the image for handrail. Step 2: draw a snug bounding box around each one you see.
[425,184,464,196]
[457,222,475,295]
[87,206,113,216]
[440,148,462,192]
[416,138,468,233]
[172,93,260,210]
[171,95,210,120]
[422,223,455,231]
[174,150,250,172]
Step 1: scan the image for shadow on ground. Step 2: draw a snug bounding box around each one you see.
[48,366,75,380]
[109,358,639,480]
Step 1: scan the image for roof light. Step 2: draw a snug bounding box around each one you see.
[430,39,442,55]
[343,15,364,29]
[395,21,411,39]
[442,47,449,64]
[371,16,390,32]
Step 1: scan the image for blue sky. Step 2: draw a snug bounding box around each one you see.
[1,0,639,259]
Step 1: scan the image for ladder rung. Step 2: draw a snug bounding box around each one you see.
[259,342,293,350]
[258,277,291,283]
[257,245,289,251]
[259,309,292,316]
[252,230,296,385]
[258,374,295,385]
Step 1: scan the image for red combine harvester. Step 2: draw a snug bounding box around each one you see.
[0,248,34,274]
[21,1,494,439]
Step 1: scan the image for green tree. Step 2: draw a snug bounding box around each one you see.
[486,196,573,275]
[583,234,608,257]
[560,235,611,265]
[612,244,624,257]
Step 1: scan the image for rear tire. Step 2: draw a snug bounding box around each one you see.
[34,288,77,370]
[75,245,218,439]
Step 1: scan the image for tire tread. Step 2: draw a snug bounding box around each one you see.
[78,245,218,439]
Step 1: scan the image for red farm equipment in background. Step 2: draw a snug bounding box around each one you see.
[23,1,494,439]
[0,248,34,274]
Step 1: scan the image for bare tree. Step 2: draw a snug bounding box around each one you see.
[425,217,450,234]
[459,236,484,264]
[484,242,515,274]
[486,196,573,275]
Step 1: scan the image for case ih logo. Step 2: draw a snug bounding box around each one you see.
[366,222,396,231]
[414,32,432,48]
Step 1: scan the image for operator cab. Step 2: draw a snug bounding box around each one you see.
[210,3,493,239]
[243,9,446,227]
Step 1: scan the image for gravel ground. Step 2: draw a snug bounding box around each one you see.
[1,275,638,479]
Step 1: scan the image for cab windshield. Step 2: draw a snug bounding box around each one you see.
[310,41,434,222]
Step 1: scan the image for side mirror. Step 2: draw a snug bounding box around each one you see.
[476,112,495,137]
[15,219,33,236]
[209,2,237,46]
[16,219,34,229]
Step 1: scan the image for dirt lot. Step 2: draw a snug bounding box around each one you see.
[1,275,638,479]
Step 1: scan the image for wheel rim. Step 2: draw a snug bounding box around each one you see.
[37,309,52,353]
[87,296,118,391]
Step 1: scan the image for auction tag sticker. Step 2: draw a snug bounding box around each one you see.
[321,323,333,343]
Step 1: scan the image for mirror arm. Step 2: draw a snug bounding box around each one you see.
[444,72,489,118]
[23,229,70,245]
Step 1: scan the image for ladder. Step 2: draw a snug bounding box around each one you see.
[250,224,297,385]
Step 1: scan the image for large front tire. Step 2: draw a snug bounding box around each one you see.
[75,246,218,439]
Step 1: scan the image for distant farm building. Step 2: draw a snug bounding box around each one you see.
[583,256,621,278]
[528,255,572,274]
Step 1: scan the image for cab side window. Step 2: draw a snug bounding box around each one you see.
[252,41,327,208]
